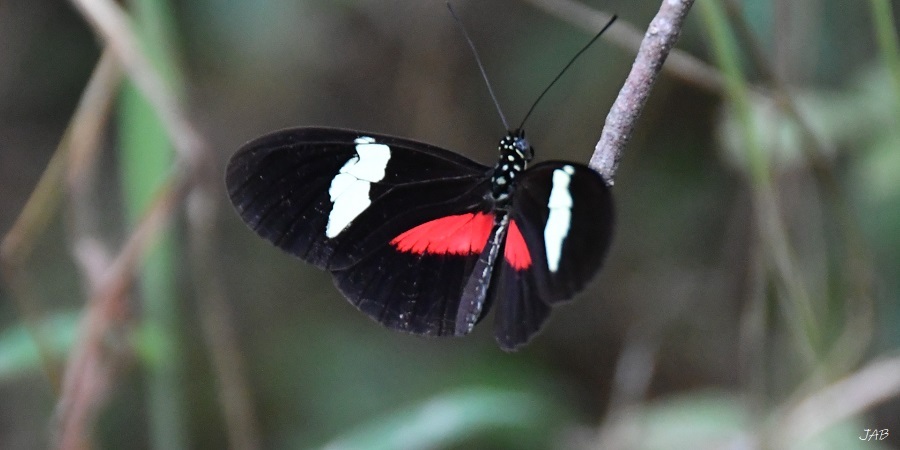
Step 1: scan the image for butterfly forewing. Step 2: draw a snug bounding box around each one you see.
[226,127,492,271]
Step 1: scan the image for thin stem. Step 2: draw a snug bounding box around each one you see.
[699,1,821,361]
[869,0,900,121]
[589,0,696,183]
[725,0,876,380]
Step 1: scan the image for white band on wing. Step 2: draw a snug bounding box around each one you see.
[325,137,391,238]
[543,165,575,272]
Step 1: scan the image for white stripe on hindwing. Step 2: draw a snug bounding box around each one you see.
[543,165,575,272]
[325,137,391,238]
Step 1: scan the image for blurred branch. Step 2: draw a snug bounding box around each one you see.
[738,229,768,417]
[868,0,900,120]
[699,1,821,363]
[59,0,262,448]
[0,49,122,392]
[588,0,696,183]
[68,0,202,164]
[776,354,900,443]
[521,0,724,95]
[118,0,189,446]
[724,0,876,383]
[57,172,187,450]
[57,52,127,450]
[606,326,659,409]
[67,50,122,283]
[722,0,834,158]
[188,217,262,450]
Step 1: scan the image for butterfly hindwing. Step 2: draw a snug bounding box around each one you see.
[332,211,504,337]
[510,161,614,302]
[491,257,553,351]
[226,127,492,271]
[491,161,613,349]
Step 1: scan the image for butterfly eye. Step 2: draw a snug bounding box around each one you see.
[513,135,534,161]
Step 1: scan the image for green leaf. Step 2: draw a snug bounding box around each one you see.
[320,387,557,450]
[0,312,79,380]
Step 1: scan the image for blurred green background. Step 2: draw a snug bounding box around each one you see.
[1,0,899,448]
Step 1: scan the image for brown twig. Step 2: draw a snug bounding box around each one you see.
[66,50,123,282]
[56,170,189,449]
[589,0,696,183]
[67,0,202,165]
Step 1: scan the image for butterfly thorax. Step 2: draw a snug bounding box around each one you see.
[491,131,533,205]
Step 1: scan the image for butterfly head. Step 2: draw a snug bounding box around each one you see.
[500,129,534,162]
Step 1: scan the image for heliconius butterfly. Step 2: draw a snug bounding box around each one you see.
[226,8,616,351]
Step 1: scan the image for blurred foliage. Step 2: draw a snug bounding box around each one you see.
[1,0,899,449]
[118,0,189,446]
[0,313,78,381]
[318,388,562,450]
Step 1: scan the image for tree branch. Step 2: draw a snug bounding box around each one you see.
[775,354,900,443]
[589,0,696,184]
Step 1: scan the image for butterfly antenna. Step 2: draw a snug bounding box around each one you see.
[518,14,617,130]
[447,3,511,131]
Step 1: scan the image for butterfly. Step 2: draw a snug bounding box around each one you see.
[225,9,616,350]
[226,126,613,350]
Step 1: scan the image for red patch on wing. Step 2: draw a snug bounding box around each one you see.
[391,213,494,255]
[504,220,532,270]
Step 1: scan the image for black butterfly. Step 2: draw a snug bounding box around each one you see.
[226,126,613,350]
[225,10,616,350]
